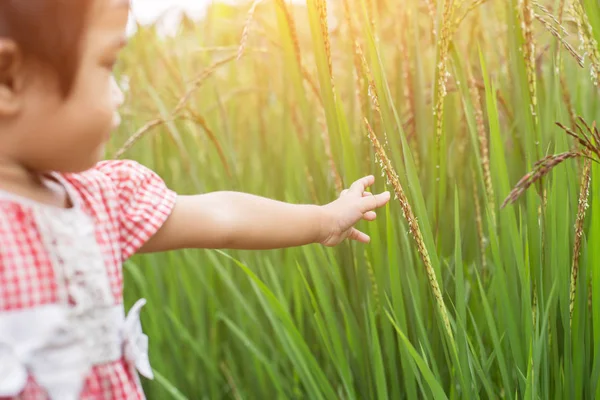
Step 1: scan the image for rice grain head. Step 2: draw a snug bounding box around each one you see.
[316,0,334,84]
[534,13,584,67]
[365,118,453,340]
[434,0,456,151]
[502,151,581,207]
[570,155,592,326]
[355,41,390,150]
[237,0,264,60]
[519,0,538,121]
[425,0,438,37]
[115,119,165,158]
[468,65,495,219]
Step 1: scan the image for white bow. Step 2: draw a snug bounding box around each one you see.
[123,298,154,380]
[0,299,154,399]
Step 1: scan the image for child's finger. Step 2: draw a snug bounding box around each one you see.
[349,175,375,195]
[359,191,390,213]
[348,228,370,243]
[363,211,377,221]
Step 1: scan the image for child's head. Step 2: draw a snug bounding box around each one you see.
[0,0,129,174]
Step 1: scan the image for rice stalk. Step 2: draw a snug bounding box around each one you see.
[115,119,167,158]
[252,15,322,104]
[534,13,584,67]
[365,249,381,316]
[399,8,418,150]
[453,0,491,31]
[502,151,581,207]
[434,0,456,152]
[589,282,593,312]
[503,117,600,209]
[364,118,453,340]
[355,40,389,149]
[304,165,319,204]
[533,1,567,35]
[342,0,368,120]
[567,119,595,326]
[274,0,302,74]
[174,54,239,115]
[271,0,341,193]
[237,0,264,60]
[425,0,438,37]
[571,1,600,86]
[570,155,591,325]
[468,65,495,218]
[300,65,324,106]
[315,0,334,84]
[558,0,566,23]
[471,167,487,275]
[519,0,538,121]
[318,111,343,194]
[558,119,600,155]
[402,77,513,123]
[185,109,233,178]
[455,0,468,12]
[290,101,307,142]
[560,73,578,129]
[356,43,381,120]
[364,0,375,31]
[220,362,242,400]
[532,282,538,326]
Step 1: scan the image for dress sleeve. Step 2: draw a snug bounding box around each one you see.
[95,160,177,261]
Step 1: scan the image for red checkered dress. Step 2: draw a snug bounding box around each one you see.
[0,160,177,400]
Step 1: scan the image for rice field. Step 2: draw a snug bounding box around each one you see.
[110,0,600,398]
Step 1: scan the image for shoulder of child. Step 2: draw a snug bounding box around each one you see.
[65,159,177,260]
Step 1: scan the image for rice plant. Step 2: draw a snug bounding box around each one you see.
[111,0,600,398]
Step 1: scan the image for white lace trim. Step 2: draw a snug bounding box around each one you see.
[34,196,114,310]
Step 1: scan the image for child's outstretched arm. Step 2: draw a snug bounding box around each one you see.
[140,175,390,252]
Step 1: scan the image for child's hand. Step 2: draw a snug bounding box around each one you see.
[320,176,391,246]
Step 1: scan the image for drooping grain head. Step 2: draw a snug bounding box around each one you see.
[502,151,581,208]
[534,12,584,68]
[571,1,600,87]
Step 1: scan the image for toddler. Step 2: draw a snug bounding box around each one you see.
[0,0,390,399]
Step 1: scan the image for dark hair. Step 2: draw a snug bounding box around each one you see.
[0,0,94,95]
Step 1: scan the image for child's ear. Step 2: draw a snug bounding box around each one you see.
[0,39,22,116]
